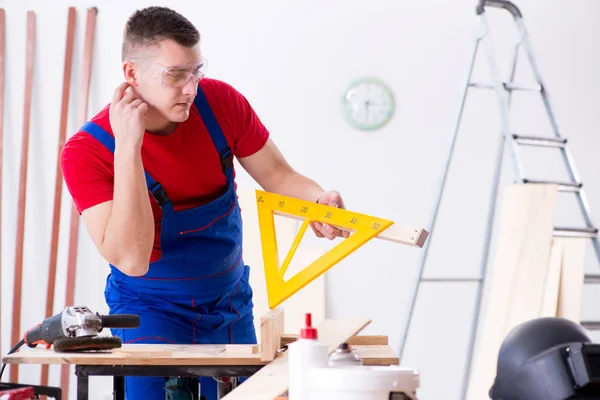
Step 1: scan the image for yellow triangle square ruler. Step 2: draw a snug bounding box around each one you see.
[255,190,429,308]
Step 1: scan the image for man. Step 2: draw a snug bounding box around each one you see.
[60,5,347,400]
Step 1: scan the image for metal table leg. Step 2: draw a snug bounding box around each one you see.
[77,374,89,400]
[114,376,125,400]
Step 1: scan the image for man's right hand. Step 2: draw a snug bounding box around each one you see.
[109,82,148,150]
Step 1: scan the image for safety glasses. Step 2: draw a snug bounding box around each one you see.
[130,56,208,88]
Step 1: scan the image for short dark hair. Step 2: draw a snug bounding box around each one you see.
[122,6,200,61]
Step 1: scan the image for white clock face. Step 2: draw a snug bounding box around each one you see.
[342,78,395,131]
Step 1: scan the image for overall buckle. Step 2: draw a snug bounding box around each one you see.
[220,148,234,173]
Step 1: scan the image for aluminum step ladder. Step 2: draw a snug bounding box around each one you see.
[397,0,600,397]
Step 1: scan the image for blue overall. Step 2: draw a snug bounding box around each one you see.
[78,85,257,400]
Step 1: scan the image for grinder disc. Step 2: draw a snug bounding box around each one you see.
[53,336,122,352]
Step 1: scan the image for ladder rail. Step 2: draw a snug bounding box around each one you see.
[396,34,482,361]
[460,18,523,400]
[481,13,525,183]
[515,16,600,261]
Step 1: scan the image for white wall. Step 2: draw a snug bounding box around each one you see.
[2,0,600,399]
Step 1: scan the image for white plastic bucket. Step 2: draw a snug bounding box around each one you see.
[308,365,420,400]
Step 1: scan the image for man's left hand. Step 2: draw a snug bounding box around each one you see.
[310,191,350,240]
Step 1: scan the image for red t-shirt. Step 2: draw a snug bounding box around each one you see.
[60,78,269,262]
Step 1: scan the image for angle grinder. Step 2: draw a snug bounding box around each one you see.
[0,305,140,381]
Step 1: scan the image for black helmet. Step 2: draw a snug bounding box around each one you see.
[489,317,600,400]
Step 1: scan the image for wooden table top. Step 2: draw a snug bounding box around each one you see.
[2,343,398,367]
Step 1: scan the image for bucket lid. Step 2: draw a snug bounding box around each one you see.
[309,365,420,393]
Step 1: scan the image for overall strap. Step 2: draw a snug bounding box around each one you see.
[79,121,171,207]
[193,85,235,183]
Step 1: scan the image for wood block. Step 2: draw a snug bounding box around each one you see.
[261,308,284,361]
[466,184,558,400]
[351,345,399,365]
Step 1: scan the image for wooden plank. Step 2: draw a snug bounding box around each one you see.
[274,210,428,248]
[112,344,260,357]
[10,11,35,383]
[42,6,76,388]
[555,237,587,321]
[3,344,267,366]
[261,308,284,361]
[222,317,372,400]
[61,8,97,395]
[465,184,558,400]
[281,334,388,347]
[538,237,586,320]
[1,340,396,369]
[539,237,563,317]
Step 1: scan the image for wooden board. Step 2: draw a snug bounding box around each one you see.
[11,10,35,383]
[222,317,372,400]
[3,344,266,366]
[554,237,587,321]
[281,334,388,347]
[466,184,558,400]
[1,336,396,368]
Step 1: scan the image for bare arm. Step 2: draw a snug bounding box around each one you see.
[82,147,154,276]
[238,138,324,201]
[80,83,154,276]
[238,138,348,240]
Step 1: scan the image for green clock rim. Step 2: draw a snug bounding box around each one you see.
[341,77,395,131]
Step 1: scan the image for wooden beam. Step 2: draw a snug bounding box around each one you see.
[11,10,35,383]
[61,8,97,395]
[41,6,76,388]
[222,317,372,400]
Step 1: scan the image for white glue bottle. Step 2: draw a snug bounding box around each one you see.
[288,313,328,400]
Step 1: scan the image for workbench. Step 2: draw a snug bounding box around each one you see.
[2,335,398,400]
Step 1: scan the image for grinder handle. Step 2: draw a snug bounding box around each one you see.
[100,314,140,328]
[24,324,44,347]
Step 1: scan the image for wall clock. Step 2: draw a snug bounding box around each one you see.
[342,77,395,131]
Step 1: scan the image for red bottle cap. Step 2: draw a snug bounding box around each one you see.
[300,313,318,339]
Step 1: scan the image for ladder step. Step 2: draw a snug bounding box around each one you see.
[581,321,600,330]
[554,226,599,238]
[585,274,600,284]
[468,81,541,91]
[421,277,482,283]
[512,134,566,148]
[523,178,582,192]
[504,82,542,91]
